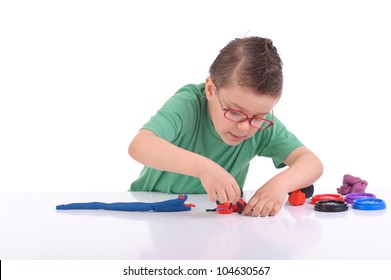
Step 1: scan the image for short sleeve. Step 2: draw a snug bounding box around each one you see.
[141,87,201,143]
[255,116,304,168]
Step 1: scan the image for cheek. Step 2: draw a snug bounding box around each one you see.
[209,107,229,131]
[213,118,228,134]
[247,129,258,138]
[216,116,235,132]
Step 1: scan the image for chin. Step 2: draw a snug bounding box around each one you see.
[222,137,243,146]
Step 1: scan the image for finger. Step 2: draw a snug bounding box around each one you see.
[269,208,278,216]
[216,189,228,204]
[241,204,253,216]
[251,205,262,217]
[241,198,257,216]
[225,186,237,203]
[251,200,267,217]
[260,202,274,217]
[207,191,217,202]
[232,184,242,203]
[269,203,282,216]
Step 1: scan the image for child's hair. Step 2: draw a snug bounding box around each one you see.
[209,36,283,97]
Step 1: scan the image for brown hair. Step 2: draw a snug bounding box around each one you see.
[209,36,283,97]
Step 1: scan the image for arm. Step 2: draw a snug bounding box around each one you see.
[128,129,241,203]
[242,146,323,217]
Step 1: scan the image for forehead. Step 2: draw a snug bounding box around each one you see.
[219,86,279,115]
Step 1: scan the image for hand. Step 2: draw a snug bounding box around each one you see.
[198,161,241,204]
[241,185,287,217]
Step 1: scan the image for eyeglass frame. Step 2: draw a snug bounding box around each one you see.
[214,85,274,130]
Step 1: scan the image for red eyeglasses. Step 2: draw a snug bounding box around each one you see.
[215,86,274,130]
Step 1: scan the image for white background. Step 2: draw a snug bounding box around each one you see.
[1,0,390,193]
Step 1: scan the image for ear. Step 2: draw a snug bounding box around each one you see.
[205,76,216,101]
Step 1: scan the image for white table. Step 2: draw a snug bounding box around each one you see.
[0,190,390,260]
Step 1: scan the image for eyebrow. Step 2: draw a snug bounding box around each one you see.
[225,98,271,116]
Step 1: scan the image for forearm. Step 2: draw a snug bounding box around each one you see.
[242,148,323,217]
[128,129,211,178]
[268,152,323,193]
[129,129,242,203]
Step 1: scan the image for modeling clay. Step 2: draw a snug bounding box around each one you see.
[345,192,375,204]
[352,198,386,210]
[56,194,196,212]
[288,185,314,206]
[337,174,368,195]
[288,190,306,206]
[206,198,247,214]
[314,200,349,212]
[311,193,344,205]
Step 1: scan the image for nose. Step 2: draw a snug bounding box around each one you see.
[236,119,251,131]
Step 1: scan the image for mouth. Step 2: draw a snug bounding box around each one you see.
[229,132,246,142]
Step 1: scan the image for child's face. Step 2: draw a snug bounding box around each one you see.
[206,77,280,146]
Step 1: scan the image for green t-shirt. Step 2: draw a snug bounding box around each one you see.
[130,83,303,193]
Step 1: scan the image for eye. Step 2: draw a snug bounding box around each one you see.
[251,118,265,126]
[226,110,247,121]
[229,111,243,117]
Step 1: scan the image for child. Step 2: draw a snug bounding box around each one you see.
[128,36,323,217]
